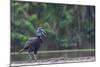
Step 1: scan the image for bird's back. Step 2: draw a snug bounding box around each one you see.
[23,37,37,49]
[23,37,42,53]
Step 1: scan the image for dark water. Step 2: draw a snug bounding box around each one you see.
[11,51,95,62]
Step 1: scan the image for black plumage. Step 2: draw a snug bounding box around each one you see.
[19,27,46,61]
[24,37,42,54]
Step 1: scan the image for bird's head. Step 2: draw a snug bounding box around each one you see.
[36,27,47,38]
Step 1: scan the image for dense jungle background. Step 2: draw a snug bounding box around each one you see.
[11,1,95,52]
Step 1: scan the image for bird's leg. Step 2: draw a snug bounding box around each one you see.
[28,52,33,62]
[33,54,37,62]
[28,52,37,62]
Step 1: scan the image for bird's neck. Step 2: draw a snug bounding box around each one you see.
[37,36,43,43]
[37,36,41,39]
[37,36,42,40]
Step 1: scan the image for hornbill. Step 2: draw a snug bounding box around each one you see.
[19,27,46,61]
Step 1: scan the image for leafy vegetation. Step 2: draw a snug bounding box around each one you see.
[11,1,95,52]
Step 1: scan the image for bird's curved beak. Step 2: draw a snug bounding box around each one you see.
[39,28,47,38]
[42,31,47,38]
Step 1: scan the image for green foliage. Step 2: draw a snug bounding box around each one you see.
[11,1,95,51]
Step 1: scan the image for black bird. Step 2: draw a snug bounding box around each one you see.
[19,27,46,61]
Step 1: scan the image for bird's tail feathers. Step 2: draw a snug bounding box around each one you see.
[19,49,24,53]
